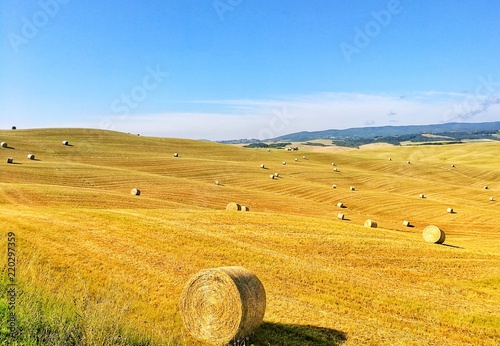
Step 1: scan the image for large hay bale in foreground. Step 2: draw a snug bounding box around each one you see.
[226,202,241,211]
[1,142,7,148]
[423,225,445,244]
[364,220,377,228]
[337,213,345,220]
[130,188,141,196]
[179,266,266,345]
[6,158,13,164]
[27,154,35,160]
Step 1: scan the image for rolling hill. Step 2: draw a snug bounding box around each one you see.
[0,128,499,345]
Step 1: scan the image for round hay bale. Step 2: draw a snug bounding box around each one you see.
[240,206,249,212]
[282,161,286,165]
[7,157,13,164]
[274,173,279,177]
[27,154,35,160]
[490,197,495,201]
[332,184,337,189]
[1,142,8,148]
[419,194,425,198]
[302,156,306,159]
[337,213,345,220]
[215,180,221,185]
[337,202,344,208]
[484,186,489,190]
[403,220,411,227]
[130,188,141,196]
[423,225,445,244]
[333,168,338,172]
[269,174,275,179]
[294,158,298,162]
[267,149,270,152]
[260,164,265,169]
[62,140,69,146]
[12,126,16,130]
[447,207,454,213]
[331,163,336,166]
[350,186,355,191]
[364,220,377,228]
[388,158,392,161]
[406,161,411,164]
[173,153,179,157]
[451,164,455,168]
[226,202,241,211]
[179,266,266,345]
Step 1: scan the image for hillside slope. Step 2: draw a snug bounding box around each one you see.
[0,128,499,345]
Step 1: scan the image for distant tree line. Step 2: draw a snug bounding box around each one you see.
[243,142,292,148]
[331,130,499,148]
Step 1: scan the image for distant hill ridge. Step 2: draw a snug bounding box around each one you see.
[270,121,500,142]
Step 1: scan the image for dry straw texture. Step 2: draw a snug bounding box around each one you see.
[364,220,377,228]
[337,213,345,220]
[130,188,141,196]
[423,225,446,244]
[179,266,266,345]
[27,154,35,160]
[403,220,411,227]
[447,207,454,213]
[1,142,7,148]
[226,202,241,211]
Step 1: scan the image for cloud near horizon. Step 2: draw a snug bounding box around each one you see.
[13,91,499,141]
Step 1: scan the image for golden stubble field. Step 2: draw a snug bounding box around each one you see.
[0,128,499,345]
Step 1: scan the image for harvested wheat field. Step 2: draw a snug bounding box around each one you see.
[0,128,499,346]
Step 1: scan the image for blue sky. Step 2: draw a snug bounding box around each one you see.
[1,0,499,140]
